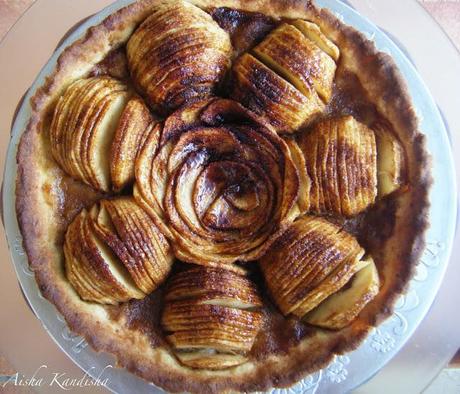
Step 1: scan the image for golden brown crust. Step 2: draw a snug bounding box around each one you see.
[14,0,431,392]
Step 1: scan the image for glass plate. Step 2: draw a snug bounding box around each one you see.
[2,0,457,393]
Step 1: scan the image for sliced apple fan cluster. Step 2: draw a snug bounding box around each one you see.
[126,0,232,114]
[162,265,262,369]
[52,0,407,371]
[260,216,379,329]
[232,21,338,134]
[50,79,156,192]
[64,197,174,304]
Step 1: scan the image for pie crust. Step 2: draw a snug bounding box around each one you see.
[15,0,431,392]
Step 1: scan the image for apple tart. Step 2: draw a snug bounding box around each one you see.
[15,0,430,392]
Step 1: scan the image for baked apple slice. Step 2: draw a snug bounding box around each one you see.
[297,115,377,216]
[253,23,337,102]
[82,89,129,192]
[164,265,261,308]
[51,78,107,180]
[49,76,129,192]
[231,53,323,133]
[174,352,248,370]
[126,0,231,113]
[66,78,119,184]
[284,137,311,213]
[375,124,405,197]
[260,216,376,320]
[110,97,158,192]
[291,20,340,61]
[102,197,174,293]
[64,212,113,304]
[162,265,263,369]
[305,257,380,329]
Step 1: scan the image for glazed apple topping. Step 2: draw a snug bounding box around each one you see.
[49,76,130,192]
[51,0,410,371]
[231,20,339,133]
[134,98,299,265]
[296,115,378,216]
[49,77,158,193]
[110,97,159,192]
[64,197,174,304]
[161,265,263,369]
[305,256,380,329]
[231,53,324,134]
[126,0,232,114]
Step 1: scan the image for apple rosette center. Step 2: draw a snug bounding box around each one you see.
[134,98,300,265]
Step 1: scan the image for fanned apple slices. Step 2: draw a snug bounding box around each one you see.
[297,115,377,216]
[374,122,406,198]
[50,77,159,192]
[294,115,405,216]
[126,0,232,114]
[253,23,336,102]
[231,21,338,133]
[50,76,129,192]
[231,54,324,134]
[259,216,379,325]
[64,197,174,304]
[162,265,263,369]
[134,98,299,265]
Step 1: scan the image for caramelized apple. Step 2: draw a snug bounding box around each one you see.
[375,124,405,197]
[162,265,263,369]
[259,216,375,319]
[64,197,173,303]
[49,76,129,192]
[297,115,377,216]
[110,97,159,192]
[231,53,324,133]
[305,257,380,329]
[253,23,337,102]
[64,209,144,304]
[291,20,340,61]
[134,98,300,265]
[126,0,232,113]
[284,137,311,213]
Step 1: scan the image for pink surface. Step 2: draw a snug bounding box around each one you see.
[420,1,460,52]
